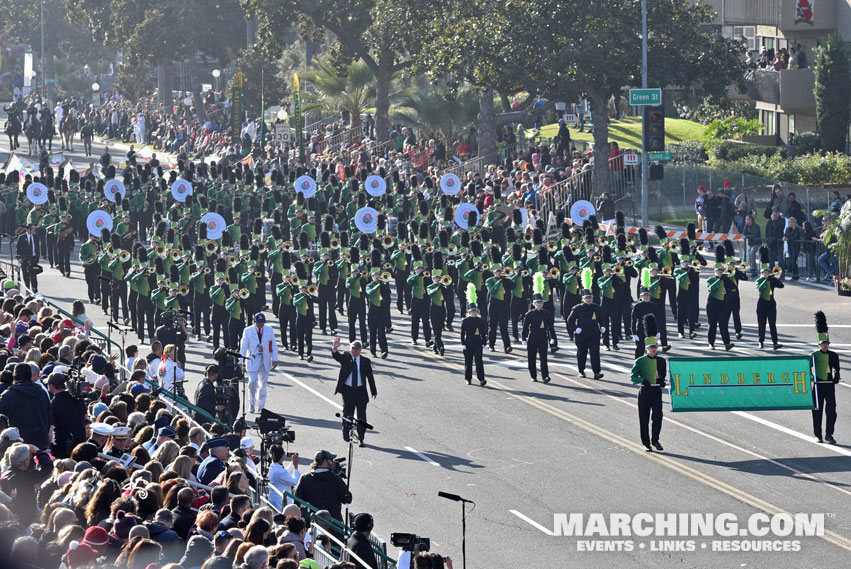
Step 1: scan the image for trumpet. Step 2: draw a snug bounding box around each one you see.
[382,235,394,247]
[238,288,251,300]
[255,271,264,279]
[624,259,634,267]
[155,244,166,257]
[614,265,624,275]
[118,250,131,263]
[521,270,530,277]
[570,244,581,253]
[380,271,392,282]
[203,266,211,274]
[724,266,735,276]
[691,259,701,268]
[227,254,239,266]
[661,266,673,277]
[668,242,679,253]
[772,265,783,276]
[170,249,181,262]
[399,242,410,252]
[178,284,190,296]
[382,261,392,270]
[548,267,560,279]
[478,263,489,272]
[330,238,340,250]
[205,240,218,253]
[441,274,452,286]
[423,270,431,278]
[503,266,513,276]
[447,259,456,266]
[593,255,601,262]
[546,241,558,253]
[424,245,434,254]
[105,244,115,256]
[307,284,318,295]
[697,244,705,253]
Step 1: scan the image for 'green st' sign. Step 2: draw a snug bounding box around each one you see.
[629,88,662,106]
[668,356,815,412]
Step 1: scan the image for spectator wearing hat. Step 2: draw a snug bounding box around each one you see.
[198,437,230,485]
[0,362,51,449]
[143,425,176,454]
[294,450,352,522]
[105,425,133,458]
[344,513,378,569]
[239,313,278,413]
[87,422,114,450]
[47,372,86,458]
[181,534,215,569]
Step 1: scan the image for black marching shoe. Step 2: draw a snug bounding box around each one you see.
[578,370,586,378]
[505,346,512,354]
[466,378,472,385]
[708,343,715,350]
[826,435,837,445]
[759,341,765,349]
[773,343,783,350]
[426,340,434,347]
[307,354,314,362]
[643,444,653,452]
[542,376,551,384]
[479,378,487,387]
[736,332,742,340]
[439,346,445,356]
[411,339,418,346]
[816,436,824,443]
[381,352,388,359]
[689,332,697,339]
[531,376,538,382]
[662,345,671,353]
[359,440,366,448]
[612,345,620,351]
[593,372,604,380]
[652,441,664,451]
[725,343,735,351]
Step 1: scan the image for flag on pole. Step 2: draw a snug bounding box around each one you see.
[232,71,244,140]
[293,73,303,164]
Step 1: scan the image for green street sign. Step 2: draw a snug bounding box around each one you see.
[629,88,662,106]
[647,151,672,161]
[45,79,59,84]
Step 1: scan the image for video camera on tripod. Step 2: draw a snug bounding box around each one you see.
[64,362,100,403]
[391,533,431,554]
[256,408,295,445]
[162,308,186,329]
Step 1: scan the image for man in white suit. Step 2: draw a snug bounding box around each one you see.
[240,313,279,412]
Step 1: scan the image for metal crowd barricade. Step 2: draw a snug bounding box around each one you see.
[317,124,361,154]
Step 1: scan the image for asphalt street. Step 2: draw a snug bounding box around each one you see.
[5,132,851,568]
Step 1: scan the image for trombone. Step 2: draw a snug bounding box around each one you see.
[724,266,735,276]
[596,235,608,246]
[660,266,673,278]
[624,259,634,267]
[330,238,341,250]
[523,234,533,244]
[548,267,560,279]
[258,243,267,253]
[570,244,581,253]
[105,244,115,256]
[307,284,318,295]
[178,284,191,296]
[118,250,131,263]
[155,244,166,257]
[282,241,293,251]
[380,271,392,283]
[169,249,181,262]
[613,265,624,275]
[690,259,701,268]
[739,261,748,271]
[447,243,458,255]
[382,261,392,270]
[205,240,218,254]
[440,274,452,286]
[382,235,394,247]
[423,270,431,278]
[502,266,513,276]
[238,288,251,299]
[772,265,783,276]
[255,270,264,279]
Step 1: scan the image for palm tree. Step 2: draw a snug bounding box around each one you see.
[392,88,480,147]
[301,57,377,131]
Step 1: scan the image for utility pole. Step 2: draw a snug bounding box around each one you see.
[41,0,48,103]
[641,0,648,228]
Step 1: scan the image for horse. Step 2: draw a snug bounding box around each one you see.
[39,113,54,153]
[4,107,21,150]
[61,113,78,152]
[25,115,40,157]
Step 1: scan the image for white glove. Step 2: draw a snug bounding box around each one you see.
[522,341,527,346]
[575,328,582,335]
[462,344,466,351]
[601,326,607,333]
[656,333,661,339]
[549,338,556,346]
[633,335,639,342]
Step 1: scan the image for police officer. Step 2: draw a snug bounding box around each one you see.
[566,288,605,379]
[460,296,487,386]
[522,293,556,383]
[105,425,133,459]
[630,314,667,453]
[812,311,840,444]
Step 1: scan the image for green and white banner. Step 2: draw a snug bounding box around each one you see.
[668,356,816,412]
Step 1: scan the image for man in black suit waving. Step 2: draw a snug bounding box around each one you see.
[16,223,40,292]
[332,336,377,447]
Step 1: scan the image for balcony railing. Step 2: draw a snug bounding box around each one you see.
[740,68,815,113]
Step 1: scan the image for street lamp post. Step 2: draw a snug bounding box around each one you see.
[91,82,100,104]
[212,69,221,93]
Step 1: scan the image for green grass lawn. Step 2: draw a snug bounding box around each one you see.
[530,115,706,150]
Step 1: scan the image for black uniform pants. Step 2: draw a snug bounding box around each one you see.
[661,276,677,318]
[707,297,731,347]
[228,315,244,351]
[676,289,692,335]
[336,279,348,312]
[634,336,647,360]
[111,279,128,322]
[511,296,528,340]
[193,291,211,337]
[347,297,367,344]
[756,298,778,344]
[128,290,138,335]
[527,338,549,379]
[410,297,431,342]
[575,332,601,373]
[544,299,557,348]
[57,237,71,274]
[278,304,296,349]
[464,343,485,381]
[100,275,110,312]
[395,269,410,312]
[137,295,155,342]
[46,234,56,266]
[430,304,445,352]
[601,299,618,347]
[368,305,388,354]
[813,382,837,438]
[728,292,742,335]
[616,291,633,336]
[212,304,228,349]
[688,286,700,328]
[270,273,283,316]
[488,299,511,349]
[318,284,337,332]
[444,287,456,327]
[638,385,663,446]
[20,257,39,292]
[296,315,313,357]
[84,263,100,303]
[651,297,668,346]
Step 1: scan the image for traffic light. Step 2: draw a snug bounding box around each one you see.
[643,105,665,152]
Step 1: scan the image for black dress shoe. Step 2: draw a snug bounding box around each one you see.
[411,340,418,345]
[736,332,742,340]
[593,373,604,379]
[542,376,551,384]
[689,332,697,339]
[551,346,560,353]
[643,444,653,452]
[439,346,445,356]
[426,340,434,347]
[579,370,586,378]
[661,345,671,353]
[307,354,314,362]
[466,378,472,385]
[816,436,824,443]
[380,352,388,359]
[826,435,837,444]
[505,346,512,354]
[479,378,487,387]
[773,344,783,350]
[531,376,538,382]
[652,441,664,451]
[725,343,735,351]
[612,345,620,351]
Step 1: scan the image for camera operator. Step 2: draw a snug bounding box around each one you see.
[194,364,223,422]
[294,449,351,523]
[213,348,241,423]
[345,513,379,569]
[156,310,188,369]
[46,372,86,459]
[268,444,300,511]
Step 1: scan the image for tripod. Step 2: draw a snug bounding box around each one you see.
[336,412,372,525]
[107,321,133,380]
